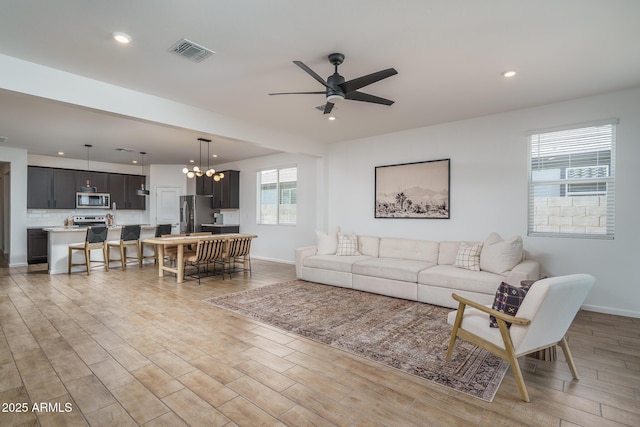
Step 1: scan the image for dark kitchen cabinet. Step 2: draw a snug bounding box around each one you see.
[76,170,109,193]
[195,174,214,196]
[109,174,146,210]
[27,166,76,209]
[27,228,48,264]
[201,225,239,234]
[212,170,240,209]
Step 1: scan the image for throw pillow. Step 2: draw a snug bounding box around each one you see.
[489,281,535,328]
[315,227,340,255]
[480,232,523,274]
[336,232,361,256]
[453,242,483,271]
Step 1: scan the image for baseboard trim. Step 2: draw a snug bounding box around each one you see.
[252,255,294,265]
[582,303,640,319]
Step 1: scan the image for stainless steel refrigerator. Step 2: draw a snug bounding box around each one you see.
[179,195,214,233]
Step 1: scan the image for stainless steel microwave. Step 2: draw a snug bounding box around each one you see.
[76,192,111,209]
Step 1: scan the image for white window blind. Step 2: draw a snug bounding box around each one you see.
[257,166,297,225]
[528,120,616,239]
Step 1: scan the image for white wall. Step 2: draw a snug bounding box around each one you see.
[212,152,320,264]
[0,146,28,266]
[327,88,640,318]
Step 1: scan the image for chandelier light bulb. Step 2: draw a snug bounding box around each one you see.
[213,175,221,182]
[218,172,225,179]
[206,169,214,177]
[187,171,195,178]
[193,165,200,172]
[182,167,189,174]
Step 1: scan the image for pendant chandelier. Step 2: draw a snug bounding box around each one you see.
[182,138,224,180]
[136,151,150,196]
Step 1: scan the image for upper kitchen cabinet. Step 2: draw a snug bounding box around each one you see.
[212,170,240,209]
[76,170,109,193]
[195,174,214,196]
[109,174,146,210]
[27,166,76,209]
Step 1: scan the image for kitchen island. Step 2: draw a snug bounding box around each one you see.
[44,225,156,274]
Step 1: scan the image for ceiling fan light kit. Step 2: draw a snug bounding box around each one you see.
[269,52,397,115]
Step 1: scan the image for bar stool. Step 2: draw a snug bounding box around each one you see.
[107,225,142,270]
[68,226,109,275]
[141,224,173,264]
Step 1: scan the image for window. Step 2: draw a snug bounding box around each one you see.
[528,120,616,238]
[258,166,297,225]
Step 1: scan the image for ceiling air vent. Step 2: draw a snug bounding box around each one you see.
[169,39,215,63]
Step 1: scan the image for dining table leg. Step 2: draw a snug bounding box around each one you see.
[157,245,165,277]
[176,244,184,284]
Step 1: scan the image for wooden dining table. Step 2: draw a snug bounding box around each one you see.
[143,233,257,283]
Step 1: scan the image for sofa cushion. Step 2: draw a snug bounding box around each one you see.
[336,232,361,256]
[353,258,436,282]
[480,232,523,274]
[438,241,460,265]
[379,238,439,263]
[453,242,483,271]
[315,227,340,255]
[303,254,372,273]
[358,235,380,257]
[418,265,505,294]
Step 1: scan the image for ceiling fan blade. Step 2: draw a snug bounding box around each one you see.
[269,91,326,95]
[323,102,335,114]
[293,61,331,89]
[345,91,394,106]
[340,68,398,94]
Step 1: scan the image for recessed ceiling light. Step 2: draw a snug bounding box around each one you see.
[212,154,218,158]
[502,70,517,78]
[58,152,64,156]
[328,116,336,121]
[113,32,132,44]
[132,160,138,164]
[189,159,195,163]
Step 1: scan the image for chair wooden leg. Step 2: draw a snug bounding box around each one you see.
[68,247,72,274]
[120,246,126,270]
[84,247,91,275]
[103,245,109,271]
[497,320,530,402]
[446,303,465,361]
[559,336,580,380]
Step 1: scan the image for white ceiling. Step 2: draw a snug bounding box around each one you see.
[1,0,639,165]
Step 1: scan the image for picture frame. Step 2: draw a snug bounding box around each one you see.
[375,158,450,219]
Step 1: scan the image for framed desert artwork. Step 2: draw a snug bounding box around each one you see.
[375,158,450,219]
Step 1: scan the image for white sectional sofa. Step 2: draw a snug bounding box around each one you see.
[295,231,540,309]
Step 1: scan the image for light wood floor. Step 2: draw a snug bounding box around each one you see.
[0,259,638,426]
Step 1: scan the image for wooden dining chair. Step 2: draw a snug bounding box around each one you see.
[223,236,253,278]
[184,238,227,284]
[68,226,109,274]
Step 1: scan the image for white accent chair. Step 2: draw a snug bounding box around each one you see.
[446,274,595,402]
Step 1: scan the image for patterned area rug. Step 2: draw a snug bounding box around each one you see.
[204,280,508,401]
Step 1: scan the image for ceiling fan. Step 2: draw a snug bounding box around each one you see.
[269,53,397,114]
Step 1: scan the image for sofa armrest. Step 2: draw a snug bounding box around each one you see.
[295,246,317,278]
[505,259,540,286]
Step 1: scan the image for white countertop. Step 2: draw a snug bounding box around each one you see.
[201,223,240,227]
[44,225,155,232]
